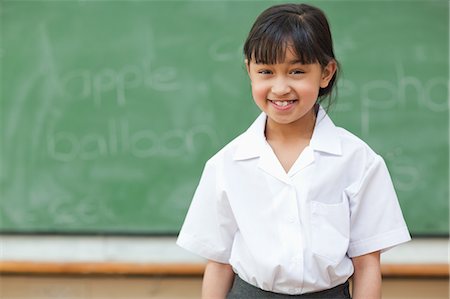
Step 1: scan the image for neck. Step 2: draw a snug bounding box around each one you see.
[265,107,317,142]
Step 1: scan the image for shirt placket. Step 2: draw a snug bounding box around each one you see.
[283,183,304,294]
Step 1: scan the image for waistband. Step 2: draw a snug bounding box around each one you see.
[227,274,351,299]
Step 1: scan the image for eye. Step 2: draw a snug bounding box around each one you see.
[290,69,305,75]
[257,69,272,75]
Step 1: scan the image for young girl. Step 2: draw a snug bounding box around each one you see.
[177,3,411,299]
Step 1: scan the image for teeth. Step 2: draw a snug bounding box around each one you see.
[272,100,294,107]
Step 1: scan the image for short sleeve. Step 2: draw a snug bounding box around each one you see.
[176,159,237,263]
[347,155,411,258]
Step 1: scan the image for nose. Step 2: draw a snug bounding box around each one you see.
[271,77,291,95]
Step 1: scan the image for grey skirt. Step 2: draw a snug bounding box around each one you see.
[227,275,351,299]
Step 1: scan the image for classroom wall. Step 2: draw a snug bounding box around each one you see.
[0,236,448,276]
[1,276,449,299]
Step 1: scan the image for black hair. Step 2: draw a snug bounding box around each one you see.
[243,3,340,107]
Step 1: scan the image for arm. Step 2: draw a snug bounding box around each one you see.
[202,260,235,299]
[351,250,382,299]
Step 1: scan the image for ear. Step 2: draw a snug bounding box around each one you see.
[320,60,337,88]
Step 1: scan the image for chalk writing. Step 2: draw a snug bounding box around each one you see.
[361,61,447,137]
[61,61,181,107]
[384,148,421,193]
[209,37,242,62]
[47,118,218,162]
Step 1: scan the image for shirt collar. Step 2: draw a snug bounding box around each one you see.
[233,106,342,161]
[310,106,342,156]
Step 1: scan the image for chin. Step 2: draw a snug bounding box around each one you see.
[269,115,298,125]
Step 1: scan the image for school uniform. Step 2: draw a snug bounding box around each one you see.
[177,106,411,296]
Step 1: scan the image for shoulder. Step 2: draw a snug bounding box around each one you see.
[331,126,390,188]
[313,107,380,168]
[336,126,380,164]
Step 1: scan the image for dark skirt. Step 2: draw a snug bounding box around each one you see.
[227,275,351,299]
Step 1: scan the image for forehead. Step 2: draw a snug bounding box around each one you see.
[281,47,299,63]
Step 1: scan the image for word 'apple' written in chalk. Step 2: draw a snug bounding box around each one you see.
[60,61,181,107]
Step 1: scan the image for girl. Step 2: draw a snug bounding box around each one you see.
[177,3,411,299]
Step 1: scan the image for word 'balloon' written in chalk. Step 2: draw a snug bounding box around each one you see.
[47,118,218,162]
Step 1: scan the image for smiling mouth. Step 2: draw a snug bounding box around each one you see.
[269,100,297,107]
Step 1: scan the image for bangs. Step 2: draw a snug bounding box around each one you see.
[244,14,324,65]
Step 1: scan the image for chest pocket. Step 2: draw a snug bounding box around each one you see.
[310,197,350,264]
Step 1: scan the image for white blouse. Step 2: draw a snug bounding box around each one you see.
[177,107,411,295]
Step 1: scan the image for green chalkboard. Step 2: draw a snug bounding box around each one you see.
[1,0,448,235]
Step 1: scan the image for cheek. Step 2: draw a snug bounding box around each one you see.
[295,80,321,97]
[251,83,268,101]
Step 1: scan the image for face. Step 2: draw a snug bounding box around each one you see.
[246,48,336,129]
